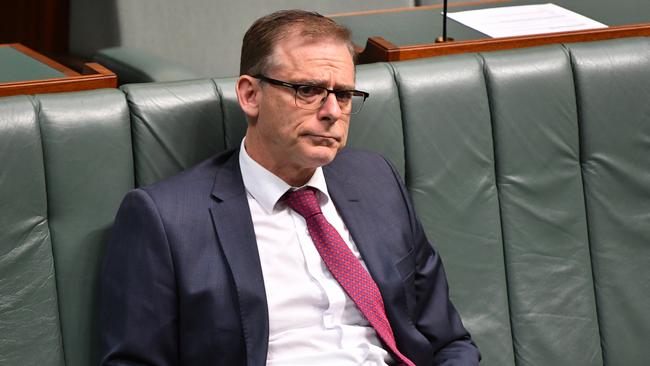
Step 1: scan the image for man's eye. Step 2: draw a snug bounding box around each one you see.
[336,91,353,102]
[297,86,322,98]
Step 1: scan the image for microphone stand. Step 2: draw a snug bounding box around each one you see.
[435,0,454,43]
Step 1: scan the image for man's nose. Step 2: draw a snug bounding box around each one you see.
[317,93,342,122]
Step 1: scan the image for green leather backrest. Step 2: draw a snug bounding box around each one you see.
[0,90,133,366]
[38,90,134,366]
[567,38,650,366]
[349,63,406,177]
[392,54,513,366]
[482,45,601,366]
[0,96,65,366]
[122,80,226,187]
[213,77,247,150]
[392,38,650,366]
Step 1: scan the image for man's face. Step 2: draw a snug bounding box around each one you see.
[244,35,355,183]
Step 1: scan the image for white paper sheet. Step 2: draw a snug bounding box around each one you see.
[447,3,607,38]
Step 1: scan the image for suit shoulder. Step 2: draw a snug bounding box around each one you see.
[329,148,397,177]
[139,148,237,201]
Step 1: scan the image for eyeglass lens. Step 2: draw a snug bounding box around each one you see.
[294,86,365,114]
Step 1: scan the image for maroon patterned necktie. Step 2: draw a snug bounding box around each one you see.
[284,187,415,366]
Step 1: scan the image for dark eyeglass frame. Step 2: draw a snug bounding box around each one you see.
[252,74,370,115]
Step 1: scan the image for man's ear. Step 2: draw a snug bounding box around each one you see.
[236,75,260,120]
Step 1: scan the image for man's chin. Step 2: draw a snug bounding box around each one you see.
[303,146,340,167]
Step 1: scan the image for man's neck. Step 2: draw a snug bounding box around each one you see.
[243,136,315,187]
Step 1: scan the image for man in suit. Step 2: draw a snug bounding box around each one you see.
[100,10,479,366]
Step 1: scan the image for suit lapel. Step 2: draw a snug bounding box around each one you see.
[209,151,268,366]
[323,165,407,314]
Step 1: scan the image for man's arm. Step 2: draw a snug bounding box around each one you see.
[412,216,480,365]
[384,156,480,365]
[100,189,178,366]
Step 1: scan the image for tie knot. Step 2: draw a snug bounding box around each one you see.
[284,187,322,219]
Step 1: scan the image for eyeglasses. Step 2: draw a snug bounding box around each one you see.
[253,74,370,115]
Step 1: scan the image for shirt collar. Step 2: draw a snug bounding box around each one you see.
[239,138,330,214]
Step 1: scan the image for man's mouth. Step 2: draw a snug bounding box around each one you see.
[303,134,340,142]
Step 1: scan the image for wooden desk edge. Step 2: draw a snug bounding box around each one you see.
[0,62,117,97]
[358,23,650,63]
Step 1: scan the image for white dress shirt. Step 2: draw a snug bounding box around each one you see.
[239,140,394,365]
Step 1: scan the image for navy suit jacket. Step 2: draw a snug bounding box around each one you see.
[100,148,479,365]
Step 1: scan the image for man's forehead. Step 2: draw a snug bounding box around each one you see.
[269,37,355,82]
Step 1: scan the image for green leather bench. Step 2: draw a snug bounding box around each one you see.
[1,37,649,366]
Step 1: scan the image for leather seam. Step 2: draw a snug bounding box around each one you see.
[479,51,517,366]
[563,41,606,364]
[32,94,69,364]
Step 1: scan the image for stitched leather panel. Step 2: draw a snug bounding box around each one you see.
[38,89,134,366]
[123,80,225,187]
[0,95,65,366]
[393,53,514,366]
[484,45,602,366]
[568,37,650,366]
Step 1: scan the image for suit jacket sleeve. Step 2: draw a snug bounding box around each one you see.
[383,156,480,365]
[99,188,178,366]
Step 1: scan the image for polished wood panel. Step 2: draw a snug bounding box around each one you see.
[0,0,69,55]
[0,44,116,97]
[360,23,650,63]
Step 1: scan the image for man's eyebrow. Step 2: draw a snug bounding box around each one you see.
[335,84,356,91]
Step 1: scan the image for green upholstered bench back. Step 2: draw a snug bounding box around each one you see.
[0,95,66,365]
[390,38,650,366]
[393,53,514,365]
[1,37,649,366]
[569,39,650,365]
[123,62,406,187]
[0,90,133,365]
